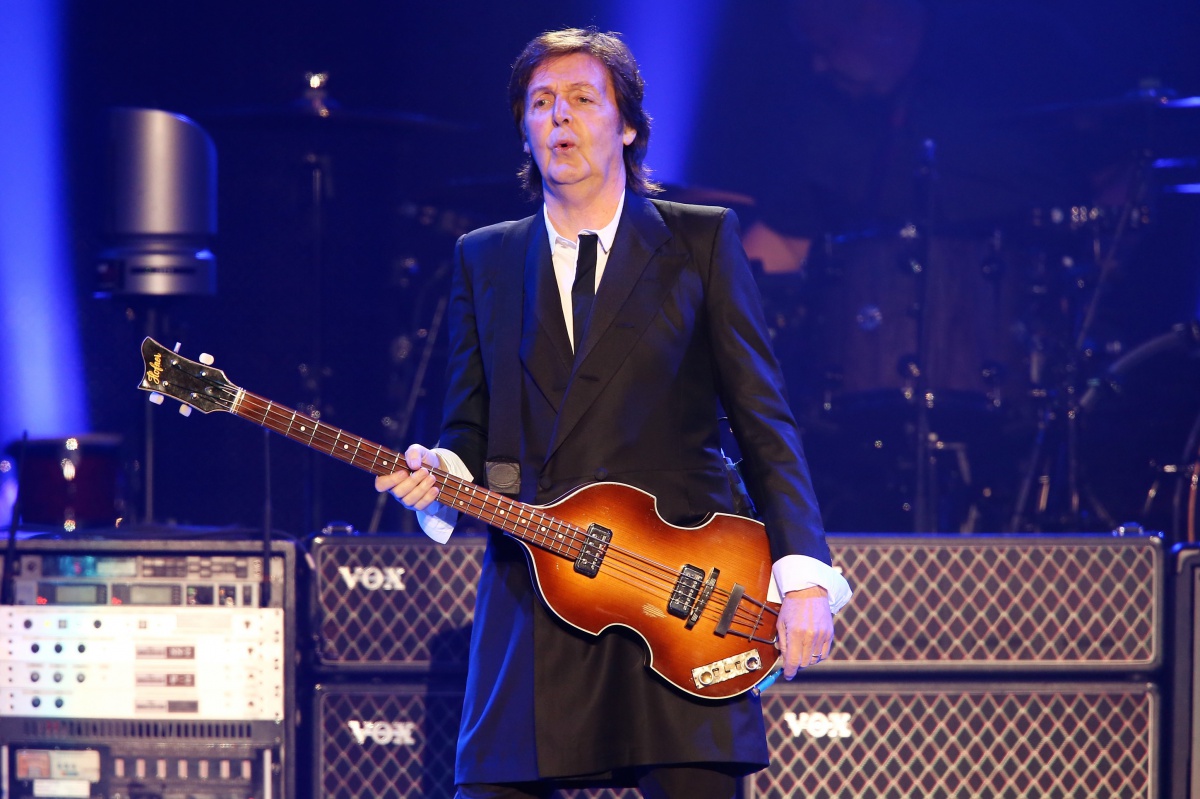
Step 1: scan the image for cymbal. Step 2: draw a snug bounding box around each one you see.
[1004,86,1200,121]
[658,182,756,207]
[199,97,471,134]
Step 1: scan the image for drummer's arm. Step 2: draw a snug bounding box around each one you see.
[742,221,813,275]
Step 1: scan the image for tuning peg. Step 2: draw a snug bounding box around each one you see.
[178,405,192,417]
[149,392,165,405]
[199,353,214,365]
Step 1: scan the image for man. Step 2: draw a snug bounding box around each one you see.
[376,27,851,799]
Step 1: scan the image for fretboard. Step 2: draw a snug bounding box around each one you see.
[230,389,583,558]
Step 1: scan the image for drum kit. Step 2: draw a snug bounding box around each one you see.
[6,77,1196,543]
[742,87,1200,539]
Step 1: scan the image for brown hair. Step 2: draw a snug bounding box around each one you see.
[508,27,660,198]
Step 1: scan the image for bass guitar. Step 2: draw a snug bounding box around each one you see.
[138,337,783,699]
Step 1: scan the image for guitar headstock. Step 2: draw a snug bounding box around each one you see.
[139,337,240,415]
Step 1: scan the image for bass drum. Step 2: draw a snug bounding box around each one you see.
[799,228,1028,533]
[806,227,1026,405]
[1078,321,1200,542]
[5,434,126,530]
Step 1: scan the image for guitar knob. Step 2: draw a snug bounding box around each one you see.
[199,353,214,365]
[178,405,193,417]
[149,393,165,405]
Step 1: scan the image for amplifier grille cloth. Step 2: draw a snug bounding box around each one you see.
[313,538,482,669]
[827,536,1160,669]
[314,685,638,799]
[312,535,1160,670]
[750,683,1157,799]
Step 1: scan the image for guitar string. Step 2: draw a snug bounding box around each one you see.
[179,379,773,634]
[214,384,774,633]
[168,371,777,633]
[431,476,776,634]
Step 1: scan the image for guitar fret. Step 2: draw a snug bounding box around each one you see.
[139,337,785,699]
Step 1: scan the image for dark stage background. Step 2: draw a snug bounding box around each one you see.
[35,0,1200,539]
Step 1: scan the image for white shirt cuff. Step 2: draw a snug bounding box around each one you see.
[768,554,853,613]
[414,447,473,544]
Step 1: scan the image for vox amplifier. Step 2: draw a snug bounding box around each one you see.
[749,680,1159,798]
[308,532,1161,674]
[312,681,640,799]
[1171,544,1200,799]
[308,535,484,672]
[824,533,1162,672]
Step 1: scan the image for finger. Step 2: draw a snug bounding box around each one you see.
[395,470,439,511]
[404,444,439,472]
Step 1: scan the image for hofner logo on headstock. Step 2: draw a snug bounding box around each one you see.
[145,352,164,385]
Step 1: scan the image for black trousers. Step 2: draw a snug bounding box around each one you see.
[455,766,741,799]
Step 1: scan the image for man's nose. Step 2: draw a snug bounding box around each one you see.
[553,97,571,124]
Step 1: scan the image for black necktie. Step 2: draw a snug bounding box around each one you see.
[571,233,598,350]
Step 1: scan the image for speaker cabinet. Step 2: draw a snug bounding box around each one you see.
[1171,545,1200,799]
[749,681,1159,798]
[309,534,484,672]
[308,533,1162,674]
[825,533,1162,672]
[312,682,640,799]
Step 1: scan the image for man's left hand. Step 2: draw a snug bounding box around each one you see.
[776,586,834,679]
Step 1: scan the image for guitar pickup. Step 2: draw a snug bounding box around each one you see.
[668,564,706,619]
[573,524,612,578]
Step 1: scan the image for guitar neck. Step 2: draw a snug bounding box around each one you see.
[231,390,577,555]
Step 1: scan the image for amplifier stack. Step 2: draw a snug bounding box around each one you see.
[755,533,1163,799]
[1,537,297,799]
[306,531,1166,799]
[3,530,1171,798]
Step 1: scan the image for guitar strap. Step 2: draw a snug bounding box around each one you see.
[482,223,528,497]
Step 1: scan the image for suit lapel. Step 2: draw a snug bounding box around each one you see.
[518,216,574,412]
[545,194,680,463]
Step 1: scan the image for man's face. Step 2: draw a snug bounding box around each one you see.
[522,52,636,197]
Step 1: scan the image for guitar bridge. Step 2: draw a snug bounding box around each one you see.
[573,524,612,578]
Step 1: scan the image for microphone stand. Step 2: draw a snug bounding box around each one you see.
[2,432,28,605]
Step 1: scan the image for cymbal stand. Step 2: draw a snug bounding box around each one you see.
[911,138,937,532]
[1008,162,1150,532]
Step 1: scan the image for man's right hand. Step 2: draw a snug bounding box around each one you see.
[374,445,442,511]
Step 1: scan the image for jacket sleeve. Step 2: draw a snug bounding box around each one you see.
[701,208,833,567]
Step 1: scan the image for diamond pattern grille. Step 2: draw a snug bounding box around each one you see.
[315,684,462,799]
[749,682,1157,799]
[312,536,484,670]
[313,683,641,799]
[826,535,1161,670]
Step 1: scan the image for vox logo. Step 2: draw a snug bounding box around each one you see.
[783,711,852,739]
[337,566,407,591]
[347,720,418,746]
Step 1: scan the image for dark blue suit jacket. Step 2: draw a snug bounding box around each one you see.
[439,192,830,783]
